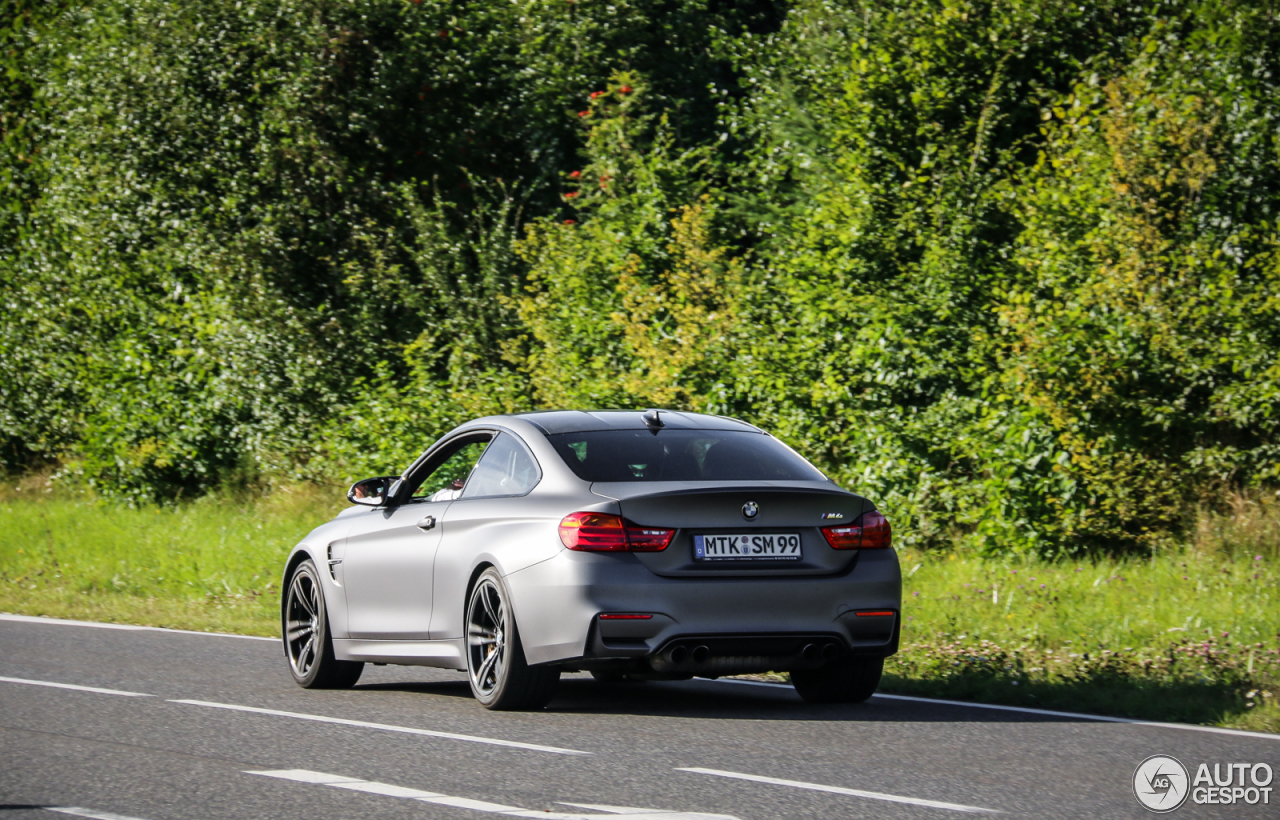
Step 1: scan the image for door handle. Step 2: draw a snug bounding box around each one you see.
[417,515,436,531]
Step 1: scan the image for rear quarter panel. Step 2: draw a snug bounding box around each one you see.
[429,489,615,641]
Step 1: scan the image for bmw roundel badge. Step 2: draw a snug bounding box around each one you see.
[742,500,759,520]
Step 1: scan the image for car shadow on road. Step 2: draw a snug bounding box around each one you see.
[354,678,476,700]
[354,673,1119,724]
[545,677,1053,722]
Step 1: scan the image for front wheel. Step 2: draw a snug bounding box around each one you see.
[283,559,364,689]
[791,657,883,704]
[466,568,559,710]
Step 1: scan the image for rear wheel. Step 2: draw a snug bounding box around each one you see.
[283,559,364,689]
[466,568,559,710]
[791,657,883,704]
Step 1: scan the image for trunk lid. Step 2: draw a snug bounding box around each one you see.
[591,481,873,577]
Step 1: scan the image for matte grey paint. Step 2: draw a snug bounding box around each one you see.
[282,411,902,673]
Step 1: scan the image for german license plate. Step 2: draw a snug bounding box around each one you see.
[693,533,802,561]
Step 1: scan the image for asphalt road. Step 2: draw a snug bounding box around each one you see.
[1,614,1276,820]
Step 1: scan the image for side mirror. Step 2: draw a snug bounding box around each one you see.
[347,475,399,507]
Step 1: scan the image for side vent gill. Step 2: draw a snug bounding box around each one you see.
[326,542,341,581]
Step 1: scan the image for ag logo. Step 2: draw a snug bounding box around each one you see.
[1134,755,1190,813]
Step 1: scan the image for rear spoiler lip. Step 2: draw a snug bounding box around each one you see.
[588,480,856,502]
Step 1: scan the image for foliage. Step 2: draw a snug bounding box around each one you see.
[0,0,768,496]
[514,75,743,412]
[714,0,1280,554]
[2,0,1279,555]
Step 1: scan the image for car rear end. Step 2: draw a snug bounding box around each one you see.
[567,483,899,677]
[507,413,901,686]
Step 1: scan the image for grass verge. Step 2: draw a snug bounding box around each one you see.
[0,476,343,637]
[0,477,1275,730]
[883,546,1280,733]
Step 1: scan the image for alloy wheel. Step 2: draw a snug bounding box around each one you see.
[285,568,323,678]
[467,578,507,696]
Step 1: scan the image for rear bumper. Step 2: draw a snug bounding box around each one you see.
[505,547,902,667]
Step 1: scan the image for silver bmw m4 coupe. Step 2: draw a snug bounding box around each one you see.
[281,409,901,710]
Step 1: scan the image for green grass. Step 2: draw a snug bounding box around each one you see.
[0,476,1276,731]
[0,475,343,636]
[884,547,1279,732]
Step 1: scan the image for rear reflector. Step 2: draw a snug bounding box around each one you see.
[821,511,892,550]
[598,613,653,620]
[855,610,896,617]
[559,512,674,552]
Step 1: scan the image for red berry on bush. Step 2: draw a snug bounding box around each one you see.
[578,110,589,117]
[568,170,581,178]
[619,85,632,94]
[564,192,579,198]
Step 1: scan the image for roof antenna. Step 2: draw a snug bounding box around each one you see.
[642,408,665,432]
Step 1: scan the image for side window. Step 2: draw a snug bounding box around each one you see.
[408,439,491,503]
[459,433,541,499]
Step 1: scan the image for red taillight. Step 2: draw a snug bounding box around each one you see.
[821,511,892,550]
[821,524,862,549]
[625,523,674,551]
[598,613,653,620]
[861,511,891,548]
[559,512,674,552]
[559,512,628,550]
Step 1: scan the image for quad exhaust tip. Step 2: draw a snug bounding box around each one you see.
[661,640,841,668]
[801,642,841,662]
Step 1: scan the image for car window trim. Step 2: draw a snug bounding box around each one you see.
[395,431,495,505]
[455,431,544,501]
[394,425,545,505]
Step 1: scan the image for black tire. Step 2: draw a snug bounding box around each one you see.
[466,568,559,710]
[791,657,883,704]
[283,559,364,689]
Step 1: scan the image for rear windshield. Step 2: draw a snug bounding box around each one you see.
[546,429,827,483]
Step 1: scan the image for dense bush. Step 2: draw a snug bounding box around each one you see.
[2,0,1277,555]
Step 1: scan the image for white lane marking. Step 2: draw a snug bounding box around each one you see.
[45,808,154,820]
[0,612,276,641]
[708,678,1280,742]
[0,675,153,698]
[333,780,446,799]
[248,770,740,820]
[560,804,691,815]
[677,768,998,814]
[871,692,1280,742]
[249,769,363,784]
[175,699,588,756]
